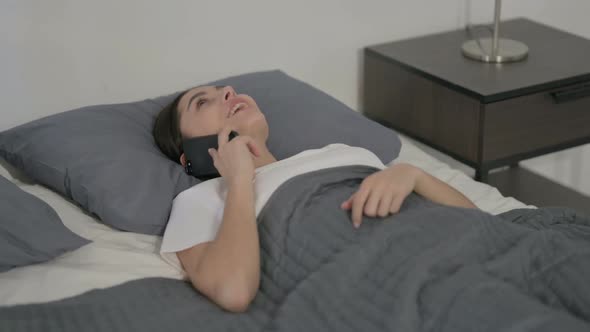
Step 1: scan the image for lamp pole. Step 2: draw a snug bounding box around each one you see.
[491,0,501,56]
[461,0,528,63]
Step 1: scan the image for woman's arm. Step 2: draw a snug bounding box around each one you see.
[177,129,262,313]
[177,178,259,313]
[341,162,477,228]
[413,165,477,209]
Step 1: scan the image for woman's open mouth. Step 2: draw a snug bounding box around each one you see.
[229,102,248,118]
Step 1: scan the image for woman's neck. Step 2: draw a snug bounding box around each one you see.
[254,143,277,169]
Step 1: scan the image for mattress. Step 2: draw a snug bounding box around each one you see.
[0,135,533,307]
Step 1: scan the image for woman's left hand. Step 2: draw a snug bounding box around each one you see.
[340,163,423,228]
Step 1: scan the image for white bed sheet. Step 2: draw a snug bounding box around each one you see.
[0,137,534,306]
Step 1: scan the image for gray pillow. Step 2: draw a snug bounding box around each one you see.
[0,175,90,272]
[0,70,400,235]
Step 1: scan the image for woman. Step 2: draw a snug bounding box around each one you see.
[152,85,477,313]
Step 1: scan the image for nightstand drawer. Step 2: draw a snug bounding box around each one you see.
[482,81,590,162]
[363,54,482,164]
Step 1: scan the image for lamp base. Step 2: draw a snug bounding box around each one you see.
[461,38,529,63]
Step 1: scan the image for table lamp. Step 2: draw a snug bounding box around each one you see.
[461,0,529,63]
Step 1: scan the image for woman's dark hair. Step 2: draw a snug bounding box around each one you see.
[152,90,190,164]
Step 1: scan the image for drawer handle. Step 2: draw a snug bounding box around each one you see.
[550,82,590,104]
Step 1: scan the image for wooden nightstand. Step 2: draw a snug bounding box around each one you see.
[363,18,590,211]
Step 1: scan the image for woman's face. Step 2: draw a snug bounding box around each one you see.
[177,85,269,142]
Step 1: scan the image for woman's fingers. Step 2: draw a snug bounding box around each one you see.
[217,128,260,159]
[217,126,234,149]
[340,194,353,209]
[389,195,405,214]
[377,191,394,217]
[351,187,370,228]
[208,148,218,163]
[364,184,390,217]
[244,137,261,157]
[343,172,408,227]
[208,148,220,172]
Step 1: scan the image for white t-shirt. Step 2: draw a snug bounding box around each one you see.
[160,144,387,275]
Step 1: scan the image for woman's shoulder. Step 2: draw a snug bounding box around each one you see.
[173,178,224,204]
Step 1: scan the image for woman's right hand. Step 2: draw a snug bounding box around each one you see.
[208,126,261,187]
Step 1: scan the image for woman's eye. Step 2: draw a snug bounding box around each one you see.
[197,99,207,108]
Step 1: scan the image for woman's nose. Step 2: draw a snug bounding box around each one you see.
[222,86,236,101]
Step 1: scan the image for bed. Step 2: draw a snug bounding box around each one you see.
[0,134,532,306]
[1,71,589,331]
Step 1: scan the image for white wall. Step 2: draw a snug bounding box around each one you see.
[0,0,471,130]
[1,0,589,195]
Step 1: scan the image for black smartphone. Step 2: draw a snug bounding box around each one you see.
[182,131,239,178]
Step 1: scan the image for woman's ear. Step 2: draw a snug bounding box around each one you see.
[179,153,187,167]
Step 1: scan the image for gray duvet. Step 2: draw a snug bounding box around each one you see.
[1,165,589,332]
